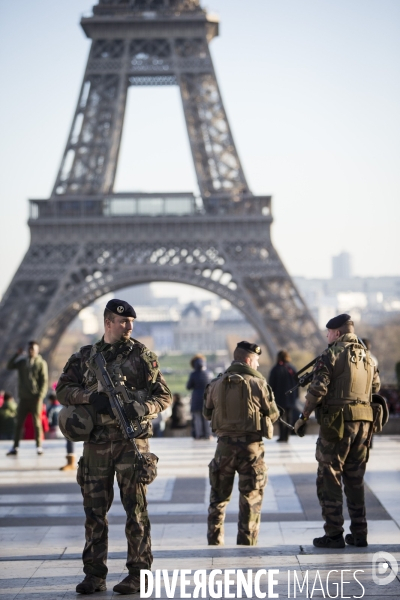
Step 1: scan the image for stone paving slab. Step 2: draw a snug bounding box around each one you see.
[1,437,399,599]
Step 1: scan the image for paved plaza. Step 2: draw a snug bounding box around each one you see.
[1,435,399,599]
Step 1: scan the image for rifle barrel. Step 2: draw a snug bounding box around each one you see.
[296,356,319,377]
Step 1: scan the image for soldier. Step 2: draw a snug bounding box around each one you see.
[56,299,172,595]
[204,341,279,546]
[6,340,48,455]
[294,314,380,548]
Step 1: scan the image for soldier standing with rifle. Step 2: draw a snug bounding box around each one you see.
[294,314,381,549]
[56,299,172,595]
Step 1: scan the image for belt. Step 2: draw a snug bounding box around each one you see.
[219,434,262,443]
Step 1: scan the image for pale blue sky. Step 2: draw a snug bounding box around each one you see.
[0,0,399,298]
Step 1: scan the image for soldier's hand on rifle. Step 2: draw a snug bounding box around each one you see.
[125,401,149,420]
[294,414,308,437]
[89,392,114,418]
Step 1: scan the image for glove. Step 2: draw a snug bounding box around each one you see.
[125,401,149,420]
[294,418,307,437]
[89,392,114,418]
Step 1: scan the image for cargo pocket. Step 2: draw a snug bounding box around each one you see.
[261,416,273,439]
[208,458,220,488]
[252,462,268,490]
[344,403,374,422]
[137,452,159,485]
[319,407,344,442]
[76,456,85,489]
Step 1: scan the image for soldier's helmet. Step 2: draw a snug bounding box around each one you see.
[58,405,96,442]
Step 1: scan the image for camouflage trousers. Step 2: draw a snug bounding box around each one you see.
[77,438,152,579]
[208,436,268,546]
[316,420,371,538]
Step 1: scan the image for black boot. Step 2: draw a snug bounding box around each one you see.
[345,533,368,547]
[114,574,148,595]
[76,574,107,594]
[313,534,345,548]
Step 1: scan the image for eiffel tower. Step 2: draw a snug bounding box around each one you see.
[0,0,323,385]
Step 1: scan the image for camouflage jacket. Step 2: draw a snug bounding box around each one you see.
[304,333,380,416]
[7,353,48,401]
[56,337,172,442]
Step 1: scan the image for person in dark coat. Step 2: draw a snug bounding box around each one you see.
[170,393,187,429]
[268,350,298,442]
[187,354,212,439]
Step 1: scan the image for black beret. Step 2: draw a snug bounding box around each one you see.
[236,341,262,355]
[326,313,351,330]
[106,299,136,318]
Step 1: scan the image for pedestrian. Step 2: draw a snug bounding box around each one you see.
[0,393,18,440]
[294,314,380,548]
[187,354,212,439]
[396,361,400,391]
[45,390,76,470]
[151,403,171,437]
[56,299,172,595]
[6,340,48,456]
[204,341,279,546]
[268,350,298,442]
[23,404,49,441]
[170,393,187,429]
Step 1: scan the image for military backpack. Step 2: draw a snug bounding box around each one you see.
[211,372,278,438]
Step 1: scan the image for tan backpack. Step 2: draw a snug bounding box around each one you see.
[211,372,278,438]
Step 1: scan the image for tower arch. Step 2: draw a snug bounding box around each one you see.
[0,0,323,391]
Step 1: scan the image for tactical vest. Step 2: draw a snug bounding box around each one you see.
[211,372,261,434]
[84,339,160,431]
[326,341,374,404]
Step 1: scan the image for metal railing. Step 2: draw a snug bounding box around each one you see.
[29,192,271,220]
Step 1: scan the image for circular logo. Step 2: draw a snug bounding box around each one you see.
[117,306,124,314]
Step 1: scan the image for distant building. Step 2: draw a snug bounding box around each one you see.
[132,299,256,354]
[332,252,352,279]
[294,276,400,328]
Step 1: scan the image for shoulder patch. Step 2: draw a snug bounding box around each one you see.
[140,348,160,385]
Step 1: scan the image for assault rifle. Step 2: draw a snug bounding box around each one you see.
[285,356,320,397]
[93,351,143,458]
[284,337,367,398]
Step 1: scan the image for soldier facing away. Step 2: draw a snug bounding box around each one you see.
[6,340,48,455]
[203,341,279,546]
[294,314,380,548]
[56,299,172,595]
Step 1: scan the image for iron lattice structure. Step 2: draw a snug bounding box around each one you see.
[0,0,323,383]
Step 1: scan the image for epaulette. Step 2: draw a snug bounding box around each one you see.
[62,350,83,373]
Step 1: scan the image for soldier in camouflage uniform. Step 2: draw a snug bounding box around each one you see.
[204,341,279,546]
[56,299,171,595]
[294,314,380,548]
